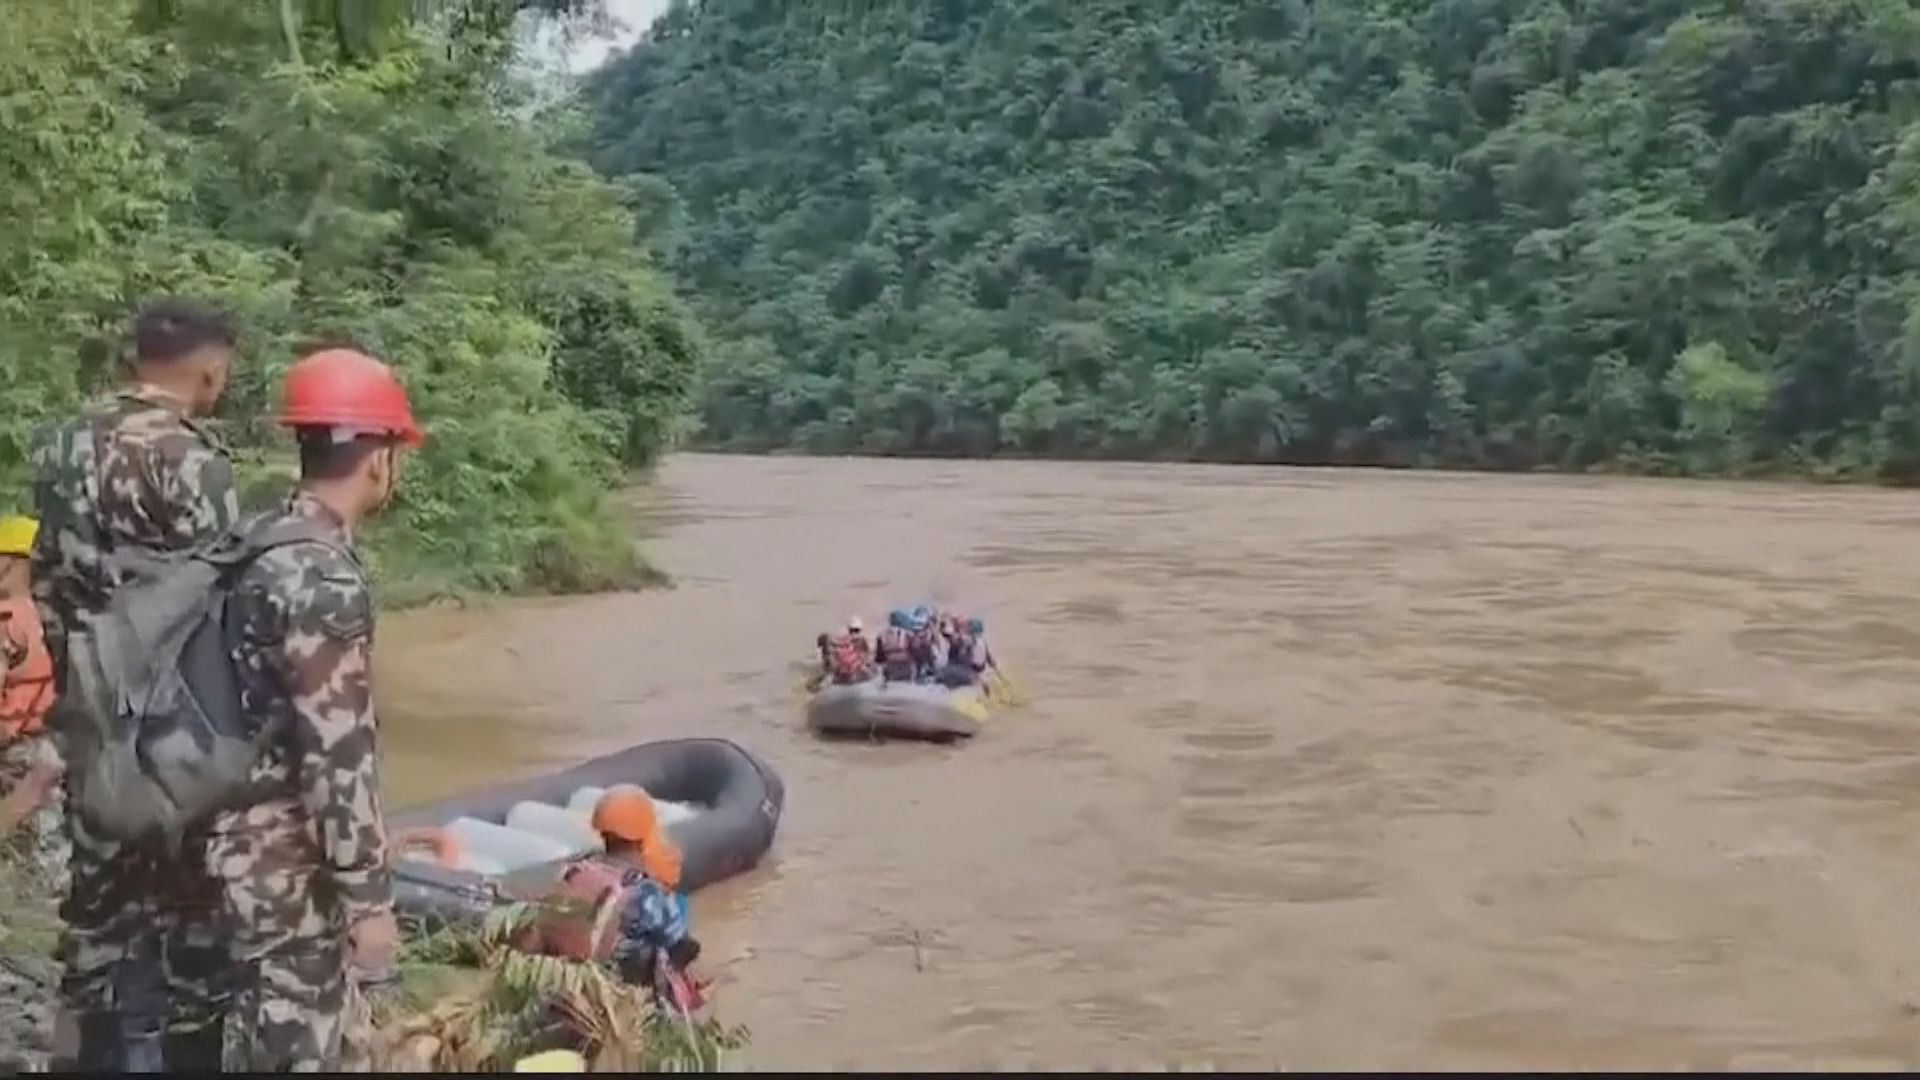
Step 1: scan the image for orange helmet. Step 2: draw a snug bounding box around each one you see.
[591,789,658,842]
[590,789,684,889]
[278,348,425,446]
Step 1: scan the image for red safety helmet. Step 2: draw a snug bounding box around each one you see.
[277,348,425,446]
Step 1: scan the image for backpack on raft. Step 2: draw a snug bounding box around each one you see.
[59,517,339,848]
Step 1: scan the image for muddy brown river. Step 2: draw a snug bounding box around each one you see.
[379,454,1920,1070]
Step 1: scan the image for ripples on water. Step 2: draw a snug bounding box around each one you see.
[381,456,1920,1070]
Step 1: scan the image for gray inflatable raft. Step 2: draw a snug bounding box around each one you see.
[805,680,987,742]
[389,737,784,925]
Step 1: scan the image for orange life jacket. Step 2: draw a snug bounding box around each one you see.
[0,597,53,737]
[826,633,869,680]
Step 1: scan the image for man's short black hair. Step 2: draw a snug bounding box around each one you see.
[132,298,237,365]
[296,429,392,482]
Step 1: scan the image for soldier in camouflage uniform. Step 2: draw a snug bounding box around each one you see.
[29,299,243,1072]
[209,348,423,1072]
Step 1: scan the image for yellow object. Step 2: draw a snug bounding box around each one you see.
[952,692,991,723]
[515,1049,588,1072]
[985,667,1026,707]
[0,516,36,558]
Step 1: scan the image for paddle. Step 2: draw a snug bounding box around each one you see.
[982,655,1025,706]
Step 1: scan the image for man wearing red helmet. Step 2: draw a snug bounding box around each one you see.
[204,347,422,1071]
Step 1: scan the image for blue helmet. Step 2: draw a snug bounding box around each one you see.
[910,604,933,630]
[889,608,911,628]
[967,616,984,635]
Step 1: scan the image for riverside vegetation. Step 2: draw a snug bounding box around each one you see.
[1,0,733,1070]
[13,0,1920,1069]
[587,0,1920,482]
[3,0,701,600]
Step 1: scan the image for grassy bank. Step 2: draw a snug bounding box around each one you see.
[226,390,677,611]
[0,854,748,1073]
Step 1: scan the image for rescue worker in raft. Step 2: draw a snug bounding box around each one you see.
[845,616,871,665]
[875,609,919,684]
[817,616,876,686]
[938,616,996,689]
[936,611,966,678]
[906,605,944,682]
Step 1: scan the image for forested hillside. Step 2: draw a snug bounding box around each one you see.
[3,0,697,597]
[588,0,1920,479]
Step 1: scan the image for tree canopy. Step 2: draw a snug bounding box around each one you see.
[3,0,698,597]
[587,0,1920,480]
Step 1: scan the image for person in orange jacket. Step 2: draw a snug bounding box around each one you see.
[0,515,63,876]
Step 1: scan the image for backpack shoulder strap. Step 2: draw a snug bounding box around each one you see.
[80,411,109,521]
[201,517,351,581]
[246,518,340,558]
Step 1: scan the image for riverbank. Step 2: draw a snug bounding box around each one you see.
[7,3,700,623]
[231,453,675,613]
[685,443,1920,489]
[0,853,747,1072]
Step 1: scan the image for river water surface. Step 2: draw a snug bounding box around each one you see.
[379,454,1920,1070]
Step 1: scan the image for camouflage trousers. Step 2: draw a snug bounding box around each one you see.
[0,731,68,891]
[54,799,235,1037]
[210,828,374,1072]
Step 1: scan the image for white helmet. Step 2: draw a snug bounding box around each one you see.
[847,616,865,633]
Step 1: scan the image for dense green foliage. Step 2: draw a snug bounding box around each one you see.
[2,0,699,597]
[589,0,1920,479]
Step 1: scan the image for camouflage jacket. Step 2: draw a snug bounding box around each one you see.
[214,490,391,927]
[28,386,239,681]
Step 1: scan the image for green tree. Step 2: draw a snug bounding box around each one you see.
[3,0,700,597]
[1668,341,1770,474]
[585,0,1920,482]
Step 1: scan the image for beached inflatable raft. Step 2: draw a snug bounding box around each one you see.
[805,680,988,742]
[390,738,784,924]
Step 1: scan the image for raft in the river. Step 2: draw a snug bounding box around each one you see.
[390,737,785,924]
[805,679,988,742]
